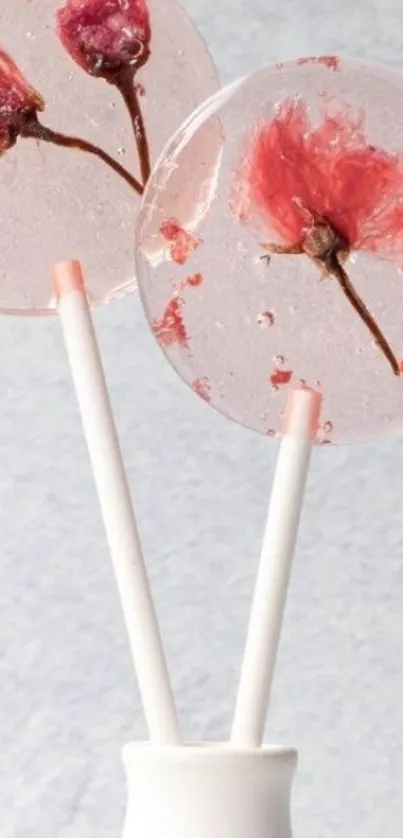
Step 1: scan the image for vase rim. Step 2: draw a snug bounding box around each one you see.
[122,741,298,763]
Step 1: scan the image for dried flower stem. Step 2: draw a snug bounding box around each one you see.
[110,67,151,186]
[329,255,400,376]
[19,112,143,196]
[263,216,401,376]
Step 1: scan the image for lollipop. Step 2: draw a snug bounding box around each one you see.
[135,57,403,445]
[134,56,403,750]
[0,0,218,313]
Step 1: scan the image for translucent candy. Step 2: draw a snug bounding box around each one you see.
[0,0,218,314]
[135,57,403,445]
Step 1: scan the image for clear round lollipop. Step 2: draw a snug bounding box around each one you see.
[0,0,218,314]
[135,56,403,445]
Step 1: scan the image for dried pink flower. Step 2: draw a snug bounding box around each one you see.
[0,47,44,154]
[231,97,403,376]
[0,44,142,193]
[56,0,151,77]
[56,0,152,184]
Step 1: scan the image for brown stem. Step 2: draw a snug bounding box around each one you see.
[20,113,143,196]
[261,241,303,256]
[328,254,400,376]
[261,220,401,376]
[111,67,151,186]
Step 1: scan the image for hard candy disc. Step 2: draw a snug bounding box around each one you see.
[0,0,218,313]
[136,57,403,445]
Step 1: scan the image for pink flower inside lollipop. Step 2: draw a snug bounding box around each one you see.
[56,0,151,76]
[0,49,44,154]
[232,97,403,376]
[0,44,141,193]
[57,0,152,184]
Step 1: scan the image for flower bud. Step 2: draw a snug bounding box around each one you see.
[56,0,151,77]
[0,47,44,154]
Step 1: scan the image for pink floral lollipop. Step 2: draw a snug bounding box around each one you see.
[135,57,403,445]
[0,0,218,313]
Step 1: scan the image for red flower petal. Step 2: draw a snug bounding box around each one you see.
[232,97,403,260]
[192,376,211,401]
[184,272,204,287]
[160,219,202,265]
[297,55,340,72]
[0,47,44,154]
[152,294,189,348]
[270,368,293,389]
[56,0,151,76]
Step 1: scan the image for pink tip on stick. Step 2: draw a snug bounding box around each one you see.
[231,386,322,748]
[282,384,323,439]
[52,259,85,296]
[53,260,181,745]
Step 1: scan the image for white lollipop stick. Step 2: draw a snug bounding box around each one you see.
[52,260,181,746]
[231,386,322,748]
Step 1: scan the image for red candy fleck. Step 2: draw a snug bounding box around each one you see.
[270,368,293,389]
[152,294,188,348]
[192,377,211,401]
[297,55,340,72]
[56,0,151,77]
[231,97,403,262]
[160,219,202,265]
[185,272,204,288]
[0,47,44,155]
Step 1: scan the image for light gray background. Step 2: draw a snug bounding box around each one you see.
[2,1,403,836]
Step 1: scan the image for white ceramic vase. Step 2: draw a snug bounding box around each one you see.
[122,742,297,838]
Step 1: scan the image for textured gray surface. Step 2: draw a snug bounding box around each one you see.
[2,1,403,836]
